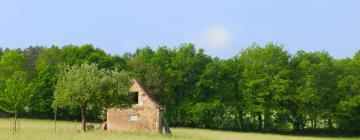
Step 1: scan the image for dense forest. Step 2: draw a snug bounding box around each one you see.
[0,43,359,135]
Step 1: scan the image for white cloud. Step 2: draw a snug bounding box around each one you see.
[202,25,232,49]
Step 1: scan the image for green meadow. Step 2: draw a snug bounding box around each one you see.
[0,118,358,140]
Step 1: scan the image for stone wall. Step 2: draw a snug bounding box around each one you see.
[106,80,162,132]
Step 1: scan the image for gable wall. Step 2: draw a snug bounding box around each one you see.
[107,81,162,132]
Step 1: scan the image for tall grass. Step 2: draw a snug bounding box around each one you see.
[0,118,358,140]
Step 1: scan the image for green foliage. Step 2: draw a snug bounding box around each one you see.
[238,43,290,132]
[289,51,337,130]
[36,45,63,71]
[0,50,32,115]
[334,53,360,131]
[0,50,27,77]
[29,67,57,118]
[0,43,359,135]
[99,70,132,108]
[53,63,132,132]
[0,50,33,132]
[53,63,105,109]
[0,78,33,114]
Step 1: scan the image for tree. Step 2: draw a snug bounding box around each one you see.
[238,43,290,132]
[27,46,63,119]
[100,70,132,115]
[129,46,175,105]
[289,51,336,130]
[30,67,58,118]
[60,44,114,69]
[97,70,132,127]
[167,44,211,126]
[0,50,33,133]
[2,43,360,135]
[0,74,33,133]
[128,44,212,126]
[53,63,105,132]
[194,58,242,129]
[36,45,63,72]
[53,63,132,132]
[0,50,27,77]
[32,44,130,120]
[335,52,360,131]
[23,46,46,73]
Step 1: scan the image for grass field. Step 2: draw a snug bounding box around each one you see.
[0,118,358,140]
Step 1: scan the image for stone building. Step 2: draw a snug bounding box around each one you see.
[105,79,163,132]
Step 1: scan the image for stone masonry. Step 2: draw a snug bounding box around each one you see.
[106,79,163,132]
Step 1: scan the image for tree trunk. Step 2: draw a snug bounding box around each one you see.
[258,113,263,131]
[264,93,272,132]
[177,110,181,125]
[13,112,17,133]
[81,105,86,132]
[253,115,256,130]
[162,118,172,134]
[264,109,271,132]
[328,117,333,129]
[103,108,107,123]
[17,117,19,132]
[54,109,57,132]
[13,113,15,133]
[239,111,244,130]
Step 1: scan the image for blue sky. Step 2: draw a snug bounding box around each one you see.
[1,0,359,59]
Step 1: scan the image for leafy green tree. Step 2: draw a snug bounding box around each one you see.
[128,44,212,127]
[53,63,132,132]
[60,44,115,69]
[99,70,132,114]
[167,44,211,126]
[36,45,63,71]
[238,43,290,132]
[0,74,33,133]
[335,52,360,131]
[26,46,63,118]
[0,50,32,132]
[129,46,176,107]
[1,43,360,135]
[53,63,106,132]
[289,51,336,130]
[30,67,57,118]
[0,50,27,77]
[23,46,46,73]
[0,78,33,132]
[194,58,242,129]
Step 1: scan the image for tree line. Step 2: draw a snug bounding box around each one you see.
[0,43,359,135]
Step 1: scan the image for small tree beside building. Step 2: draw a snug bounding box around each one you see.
[53,63,131,132]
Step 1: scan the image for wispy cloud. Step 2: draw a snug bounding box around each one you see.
[201,25,232,49]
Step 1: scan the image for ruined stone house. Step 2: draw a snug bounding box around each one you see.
[105,79,164,132]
